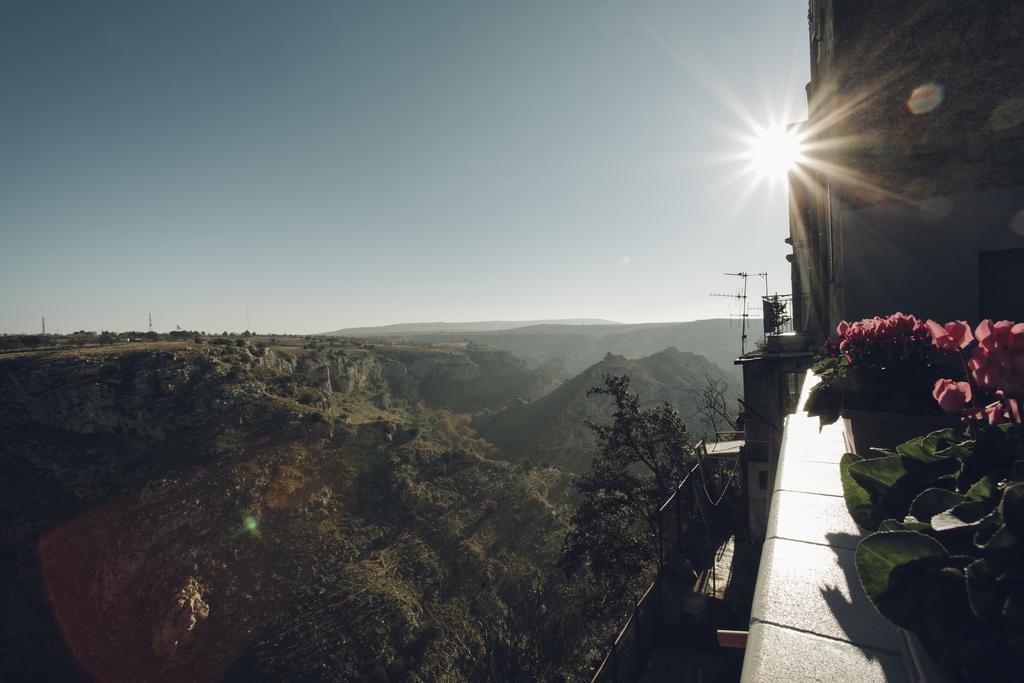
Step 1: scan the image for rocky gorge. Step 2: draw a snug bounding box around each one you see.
[0,339,574,681]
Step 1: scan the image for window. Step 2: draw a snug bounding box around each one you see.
[979,248,1024,321]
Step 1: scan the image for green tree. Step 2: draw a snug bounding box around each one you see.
[561,375,694,597]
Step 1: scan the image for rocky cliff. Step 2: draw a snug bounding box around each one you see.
[0,340,576,681]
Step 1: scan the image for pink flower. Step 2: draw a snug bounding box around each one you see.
[983,401,1008,425]
[970,348,1024,394]
[1008,398,1022,424]
[925,319,973,351]
[975,320,1015,352]
[1012,323,1024,352]
[932,378,972,414]
[832,312,932,367]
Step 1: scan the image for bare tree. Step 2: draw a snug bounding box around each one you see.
[692,372,736,439]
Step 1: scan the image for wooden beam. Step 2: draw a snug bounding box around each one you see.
[717,630,748,649]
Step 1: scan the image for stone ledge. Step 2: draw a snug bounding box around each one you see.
[742,370,911,681]
[741,622,909,683]
[767,491,861,550]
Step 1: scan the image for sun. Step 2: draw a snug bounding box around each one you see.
[745,124,806,182]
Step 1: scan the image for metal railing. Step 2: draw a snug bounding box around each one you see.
[590,577,663,683]
[589,441,740,683]
[762,294,794,336]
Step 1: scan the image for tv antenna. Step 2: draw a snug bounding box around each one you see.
[710,272,752,354]
[41,317,46,335]
[148,310,153,333]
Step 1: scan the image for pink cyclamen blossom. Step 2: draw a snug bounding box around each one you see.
[832,312,931,366]
[983,401,1009,426]
[1008,398,1022,424]
[925,319,973,351]
[975,320,1016,352]
[932,378,972,415]
[970,347,1024,394]
[1012,323,1024,352]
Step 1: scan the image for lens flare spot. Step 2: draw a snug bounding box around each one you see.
[243,515,261,537]
[1010,210,1024,236]
[990,98,1024,131]
[918,196,953,222]
[907,82,944,115]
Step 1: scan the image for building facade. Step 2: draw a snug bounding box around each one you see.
[792,0,1024,337]
[743,0,1024,540]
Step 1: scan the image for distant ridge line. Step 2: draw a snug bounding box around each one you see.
[324,319,623,336]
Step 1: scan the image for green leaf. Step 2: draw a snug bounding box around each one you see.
[879,518,931,532]
[805,383,841,426]
[1001,483,1024,535]
[910,488,966,524]
[855,531,948,601]
[965,476,998,503]
[849,455,907,498]
[902,455,961,482]
[934,442,973,462]
[810,355,844,376]
[927,427,961,444]
[973,511,1003,548]
[896,432,947,462]
[1003,588,1024,656]
[897,435,968,482]
[931,501,991,532]
[856,531,974,649]
[840,452,876,529]
[984,525,1019,554]
[966,558,1001,625]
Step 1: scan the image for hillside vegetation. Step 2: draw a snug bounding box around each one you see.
[0,339,597,681]
[0,333,741,681]
[475,348,740,473]
[326,318,760,381]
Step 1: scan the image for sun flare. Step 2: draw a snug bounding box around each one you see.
[745,124,806,182]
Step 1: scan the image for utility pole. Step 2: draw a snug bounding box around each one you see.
[148,310,153,333]
[41,317,46,335]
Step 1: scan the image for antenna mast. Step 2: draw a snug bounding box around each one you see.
[41,317,46,335]
[711,272,752,354]
[148,310,153,333]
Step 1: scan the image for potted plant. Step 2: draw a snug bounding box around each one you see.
[805,312,960,454]
[842,319,1024,682]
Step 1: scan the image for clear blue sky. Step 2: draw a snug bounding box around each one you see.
[1,0,809,334]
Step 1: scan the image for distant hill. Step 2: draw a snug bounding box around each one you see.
[475,347,740,474]
[327,319,620,336]
[327,318,760,381]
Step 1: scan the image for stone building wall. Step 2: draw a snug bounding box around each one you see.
[792,0,1024,334]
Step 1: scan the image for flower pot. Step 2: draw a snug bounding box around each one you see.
[841,409,958,457]
[897,628,950,683]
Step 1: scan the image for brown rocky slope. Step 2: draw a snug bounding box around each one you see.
[0,340,576,681]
